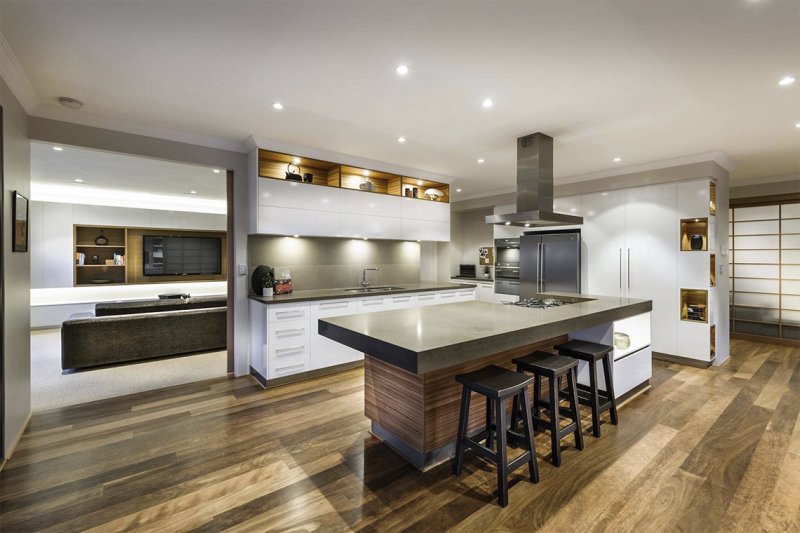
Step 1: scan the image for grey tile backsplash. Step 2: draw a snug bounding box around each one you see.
[248,235,421,291]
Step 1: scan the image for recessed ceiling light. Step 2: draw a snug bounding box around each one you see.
[397,136,406,143]
[72,178,84,183]
[293,234,299,238]
[613,157,622,162]
[53,146,64,151]
[213,169,220,173]
[477,158,485,164]
[456,188,462,192]
[482,98,494,109]
[416,240,421,243]
[795,122,800,128]
[292,157,301,164]
[396,65,409,75]
[524,223,531,227]
[504,222,511,226]
[188,190,198,195]
[363,237,368,241]
[272,102,284,110]
[778,76,796,86]
[58,96,83,109]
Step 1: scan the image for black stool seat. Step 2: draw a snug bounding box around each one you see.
[456,365,535,398]
[512,351,578,377]
[453,365,539,507]
[555,340,618,438]
[555,339,613,361]
[511,351,583,467]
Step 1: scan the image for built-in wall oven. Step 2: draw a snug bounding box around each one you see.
[495,238,520,295]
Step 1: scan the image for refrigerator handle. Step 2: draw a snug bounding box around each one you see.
[619,248,622,290]
[627,248,631,290]
[540,242,545,293]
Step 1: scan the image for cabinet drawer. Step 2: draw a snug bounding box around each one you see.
[267,339,309,362]
[358,296,388,312]
[436,290,458,303]
[417,292,438,306]
[389,293,416,308]
[455,288,476,301]
[312,299,357,319]
[268,357,309,378]
[268,319,309,349]
[267,303,309,322]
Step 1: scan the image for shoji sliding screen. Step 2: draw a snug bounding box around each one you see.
[729,201,800,343]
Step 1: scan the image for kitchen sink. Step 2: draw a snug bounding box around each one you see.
[343,286,404,293]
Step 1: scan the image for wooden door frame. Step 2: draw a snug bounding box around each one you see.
[226,170,234,373]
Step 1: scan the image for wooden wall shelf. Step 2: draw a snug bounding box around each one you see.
[680,218,708,251]
[258,149,450,203]
[74,225,226,287]
[710,254,716,287]
[680,288,708,323]
[710,325,716,358]
[709,181,717,216]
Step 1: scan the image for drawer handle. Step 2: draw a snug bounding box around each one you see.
[440,293,455,298]
[320,303,348,310]
[393,297,411,301]
[420,295,435,299]
[276,328,305,336]
[276,363,305,372]
[363,301,383,306]
[275,345,305,354]
[276,311,305,318]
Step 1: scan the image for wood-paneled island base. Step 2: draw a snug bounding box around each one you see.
[364,335,567,470]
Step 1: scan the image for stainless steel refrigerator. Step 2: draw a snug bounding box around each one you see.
[520,232,581,298]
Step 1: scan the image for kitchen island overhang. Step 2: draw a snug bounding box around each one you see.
[319,294,653,470]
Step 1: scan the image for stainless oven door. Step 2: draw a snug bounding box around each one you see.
[495,279,520,295]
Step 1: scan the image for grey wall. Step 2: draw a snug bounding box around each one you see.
[2,76,31,458]
[28,117,251,377]
[450,207,494,277]
[247,235,420,291]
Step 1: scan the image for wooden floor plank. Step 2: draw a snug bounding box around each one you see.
[1,339,798,532]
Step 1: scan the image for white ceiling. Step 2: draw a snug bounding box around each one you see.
[2,0,799,198]
[30,142,227,212]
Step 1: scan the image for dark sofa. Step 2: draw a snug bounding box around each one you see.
[62,296,227,370]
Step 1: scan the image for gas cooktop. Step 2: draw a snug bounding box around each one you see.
[504,297,575,309]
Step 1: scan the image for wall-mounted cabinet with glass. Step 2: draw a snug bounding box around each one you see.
[729,200,800,343]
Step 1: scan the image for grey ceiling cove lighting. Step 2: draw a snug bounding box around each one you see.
[485,132,583,227]
[58,97,84,109]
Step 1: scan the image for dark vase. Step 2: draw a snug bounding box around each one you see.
[95,230,108,246]
[690,234,703,250]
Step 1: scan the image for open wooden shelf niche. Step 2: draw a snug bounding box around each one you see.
[74,225,127,286]
[680,288,709,323]
[680,218,709,251]
[258,149,450,203]
[710,254,716,287]
[709,181,717,216]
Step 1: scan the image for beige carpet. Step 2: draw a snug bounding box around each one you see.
[31,328,228,412]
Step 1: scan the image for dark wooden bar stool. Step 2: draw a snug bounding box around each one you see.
[453,365,539,507]
[555,339,618,437]
[510,351,584,467]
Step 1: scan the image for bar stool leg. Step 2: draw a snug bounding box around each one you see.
[485,396,494,450]
[588,359,602,438]
[602,353,619,425]
[495,396,509,507]
[533,374,542,418]
[453,387,470,476]
[567,367,584,451]
[519,389,539,483]
[510,388,520,434]
[548,375,561,467]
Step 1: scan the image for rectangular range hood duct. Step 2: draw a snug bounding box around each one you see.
[485,133,583,227]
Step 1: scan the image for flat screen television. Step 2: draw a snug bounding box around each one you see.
[143,235,222,276]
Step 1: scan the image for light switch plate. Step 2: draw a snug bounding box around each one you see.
[238,264,247,275]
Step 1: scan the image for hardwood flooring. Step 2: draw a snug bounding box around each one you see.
[1,339,798,532]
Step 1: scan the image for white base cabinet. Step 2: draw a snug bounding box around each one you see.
[251,287,476,383]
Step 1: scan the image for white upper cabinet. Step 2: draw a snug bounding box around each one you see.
[259,178,340,212]
[255,177,450,241]
[401,198,450,223]
[257,206,340,237]
[340,213,402,240]
[340,189,402,218]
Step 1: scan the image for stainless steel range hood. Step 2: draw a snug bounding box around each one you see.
[485,133,583,227]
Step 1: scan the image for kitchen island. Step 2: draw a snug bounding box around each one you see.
[319,294,652,470]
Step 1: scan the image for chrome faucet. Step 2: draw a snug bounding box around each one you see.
[361,266,380,288]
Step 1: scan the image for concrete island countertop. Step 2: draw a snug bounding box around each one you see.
[248,282,472,305]
[319,294,652,374]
